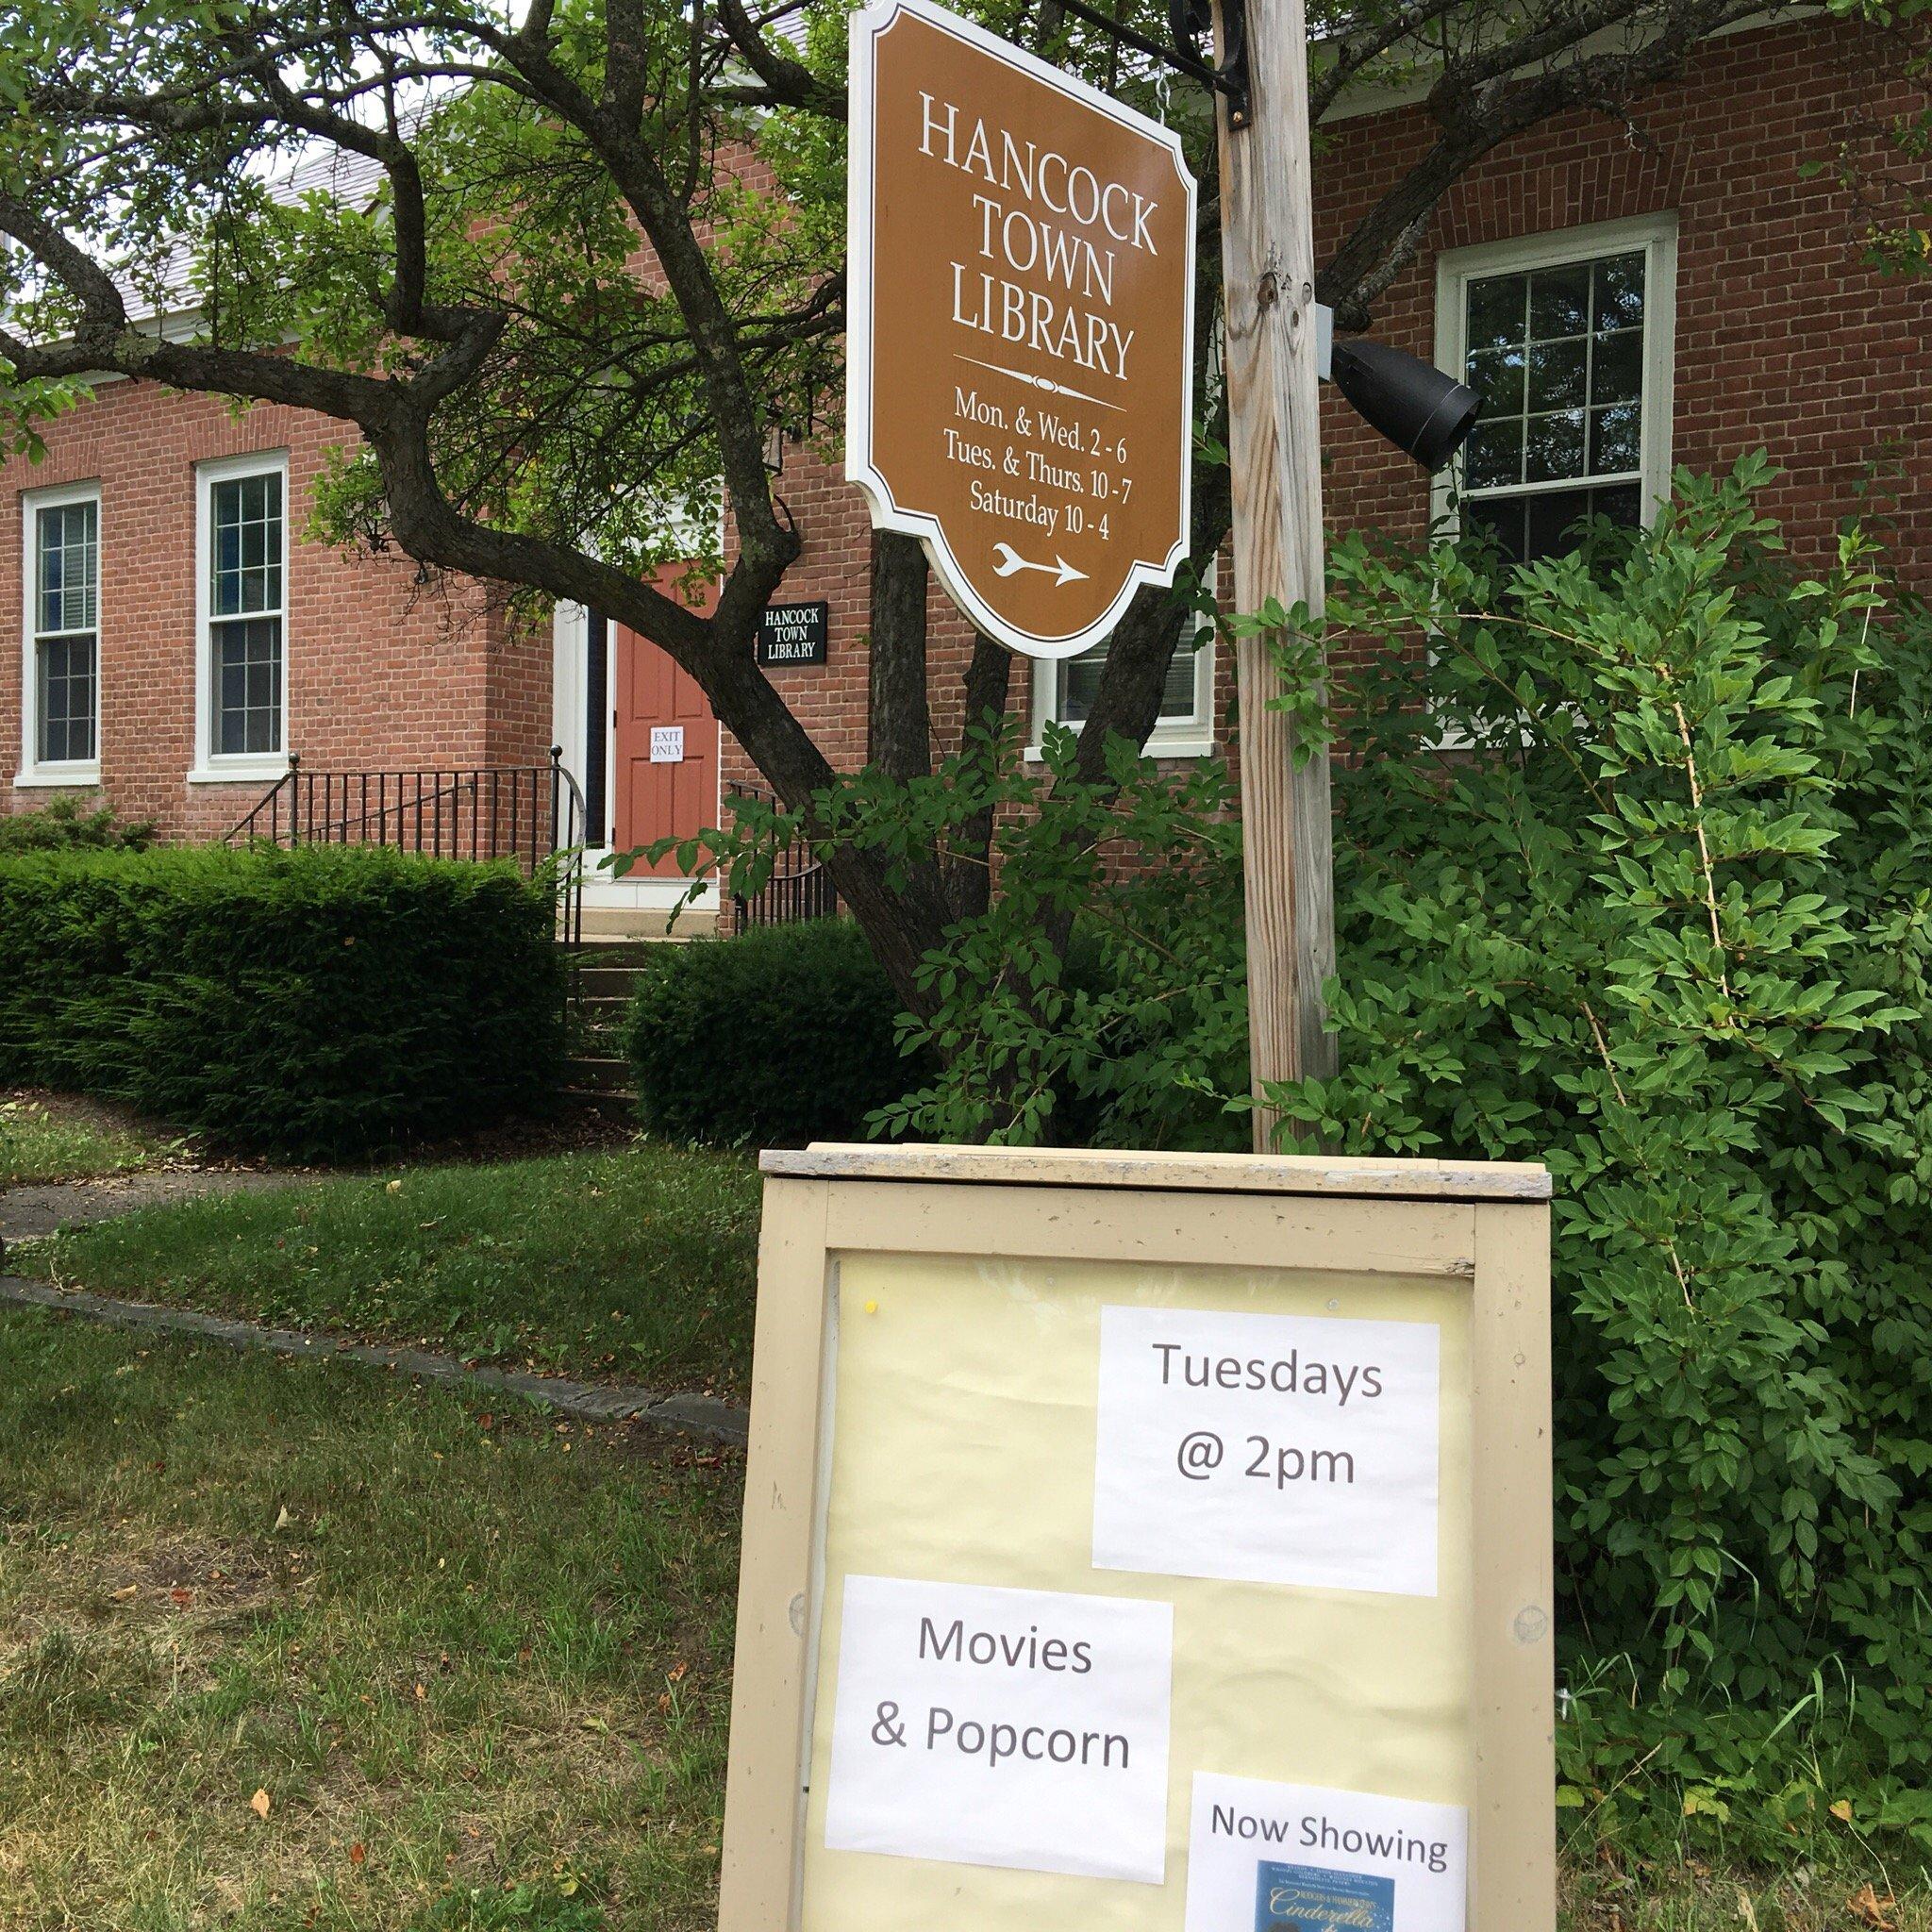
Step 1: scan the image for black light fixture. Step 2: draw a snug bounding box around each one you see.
[1318,307,1482,474]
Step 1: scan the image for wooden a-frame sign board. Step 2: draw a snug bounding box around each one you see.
[719,1144,1556,1932]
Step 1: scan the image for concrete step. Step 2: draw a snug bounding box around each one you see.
[563,1054,635,1096]
[574,980,634,1004]
[576,908,718,943]
[563,941,668,966]
[574,964,650,998]
[576,1006,632,1035]
[570,1022,631,1056]
[573,988,634,1017]
[558,1088,638,1111]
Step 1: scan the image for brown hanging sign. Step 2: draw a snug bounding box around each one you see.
[846,0,1197,660]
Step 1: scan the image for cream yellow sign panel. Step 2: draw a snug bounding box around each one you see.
[799,1253,1474,1931]
[717,1145,1556,1932]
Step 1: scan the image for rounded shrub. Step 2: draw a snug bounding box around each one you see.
[626,920,925,1147]
[0,796,154,853]
[0,843,566,1160]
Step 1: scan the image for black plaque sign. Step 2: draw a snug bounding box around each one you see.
[757,600,830,667]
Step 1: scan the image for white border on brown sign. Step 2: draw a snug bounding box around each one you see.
[844,0,1198,661]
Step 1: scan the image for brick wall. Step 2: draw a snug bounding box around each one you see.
[723,17,1931,799]
[1,380,549,841]
[1313,17,1932,586]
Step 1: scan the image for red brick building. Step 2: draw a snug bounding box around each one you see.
[6,16,1924,932]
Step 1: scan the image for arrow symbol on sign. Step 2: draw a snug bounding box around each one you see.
[991,542,1089,587]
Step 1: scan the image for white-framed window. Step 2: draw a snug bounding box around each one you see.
[1030,576,1217,758]
[1434,215,1677,563]
[192,450,290,781]
[19,480,102,785]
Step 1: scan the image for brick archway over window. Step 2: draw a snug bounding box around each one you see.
[1437,140,1688,255]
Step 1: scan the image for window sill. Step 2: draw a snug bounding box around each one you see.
[187,759,290,787]
[1024,736,1216,763]
[14,764,103,790]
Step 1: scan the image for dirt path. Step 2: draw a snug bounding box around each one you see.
[0,1168,295,1244]
[0,1274,746,1442]
[0,1108,748,1443]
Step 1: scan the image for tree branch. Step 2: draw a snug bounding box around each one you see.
[471,12,796,578]
[1317,0,1803,325]
[0,192,132,330]
[712,0,847,119]
[1309,0,1474,122]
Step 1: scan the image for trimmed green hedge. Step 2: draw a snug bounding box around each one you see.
[0,844,566,1160]
[626,919,925,1147]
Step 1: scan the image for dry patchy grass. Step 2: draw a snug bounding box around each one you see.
[3,1308,1921,1932]
[1562,1858,1932,1931]
[0,1306,739,1930]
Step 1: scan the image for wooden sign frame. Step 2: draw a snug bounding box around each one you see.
[719,1143,1555,1932]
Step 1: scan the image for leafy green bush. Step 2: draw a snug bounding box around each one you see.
[0,844,565,1160]
[0,796,154,853]
[673,723,1248,1150]
[1274,458,1932,1852]
[626,919,925,1148]
[849,732,1247,1150]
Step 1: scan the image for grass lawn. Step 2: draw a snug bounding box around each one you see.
[1561,1861,1927,1930]
[2,1304,1919,1931]
[20,1144,761,1398]
[0,1304,739,1932]
[0,1091,188,1186]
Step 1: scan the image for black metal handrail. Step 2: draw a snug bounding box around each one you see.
[226,747,588,946]
[725,781,838,933]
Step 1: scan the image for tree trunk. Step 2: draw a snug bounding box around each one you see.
[868,531,933,781]
[947,635,1013,922]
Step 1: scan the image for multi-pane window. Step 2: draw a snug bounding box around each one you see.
[1457,248,1648,564]
[1041,568,1217,754]
[31,497,98,766]
[208,470,284,757]
[1057,636,1202,732]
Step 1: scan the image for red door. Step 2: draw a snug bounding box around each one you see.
[612,578,721,875]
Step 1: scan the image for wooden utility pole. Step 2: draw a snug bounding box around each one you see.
[1212,0,1338,1152]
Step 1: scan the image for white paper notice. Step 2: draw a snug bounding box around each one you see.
[1185,1773,1468,1932]
[648,724,685,762]
[1092,1305,1441,1595]
[823,1574,1173,1883]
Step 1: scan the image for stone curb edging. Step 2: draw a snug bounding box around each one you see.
[0,1274,748,1447]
